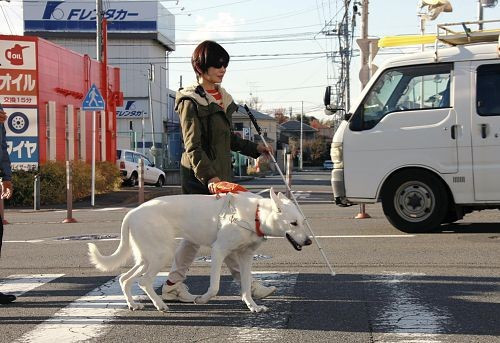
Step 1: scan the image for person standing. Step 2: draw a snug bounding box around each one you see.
[0,104,14,304]
[162,40,276,302]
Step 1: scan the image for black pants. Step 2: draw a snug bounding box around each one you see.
[180,165,210,195]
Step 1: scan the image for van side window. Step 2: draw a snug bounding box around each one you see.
[477,64,500,116]
[352,63,452,131]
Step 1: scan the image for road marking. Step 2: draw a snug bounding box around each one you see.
[0,274,65,296]
[4,234,413,244]
[15,273,169,343]
[228,272,299,342]
[267,234,415,239]
[4,234,414,245]
[370,272,450,343]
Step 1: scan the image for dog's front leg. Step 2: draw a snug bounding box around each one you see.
[194,246,227,304]
[239,250,268,313]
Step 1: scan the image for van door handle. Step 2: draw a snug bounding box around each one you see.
[450,125,457,140]
[480,124,488,139]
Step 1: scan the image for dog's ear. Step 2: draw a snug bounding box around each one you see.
[277,192,287,201]
[270,187,283,213]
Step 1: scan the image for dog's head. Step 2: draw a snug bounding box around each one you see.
[266,188,312,251]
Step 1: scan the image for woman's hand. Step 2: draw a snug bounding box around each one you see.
[207,177,221,194]
[257,143,273,157]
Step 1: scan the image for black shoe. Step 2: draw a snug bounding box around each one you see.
[0,292,16,304]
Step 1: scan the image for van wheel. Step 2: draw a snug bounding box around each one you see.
[155,175,165,187]
[381,170,448,233]
[128,172,138,187]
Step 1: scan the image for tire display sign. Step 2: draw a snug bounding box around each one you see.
[4,108,39,171]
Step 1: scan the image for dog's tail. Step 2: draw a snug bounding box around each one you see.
[88,212,132,272]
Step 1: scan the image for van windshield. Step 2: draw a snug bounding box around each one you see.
[359,63,452,130]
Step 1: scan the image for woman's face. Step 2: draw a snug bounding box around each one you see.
[201,65,226,84]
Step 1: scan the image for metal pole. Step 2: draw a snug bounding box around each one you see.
[91,110,96,206]
[359,0,370,89]
[285,153,292,198]
[478,0,484,30]
[33,175,40,211]
[142,111,145,155]
[148,63,155,165]
[63,161,77,223]
[344,0,351,110]
[96,0,102,61]
[244,105,335,276]
[138,158,144,204]
[300,101,303,171]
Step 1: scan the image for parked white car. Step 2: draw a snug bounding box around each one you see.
[116,149,165,187]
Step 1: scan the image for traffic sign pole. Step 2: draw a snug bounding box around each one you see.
[91,111,96,206]
[82,84,105,207]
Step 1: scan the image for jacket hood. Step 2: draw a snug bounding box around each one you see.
[175,84,234,112]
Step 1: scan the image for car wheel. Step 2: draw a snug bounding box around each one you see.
[128,172,138,187]
[381,170,448,233]
[155,175,165,187]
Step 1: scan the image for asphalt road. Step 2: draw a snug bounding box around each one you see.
[0,169,499,343]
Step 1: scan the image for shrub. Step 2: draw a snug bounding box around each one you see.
[5,161,121,207]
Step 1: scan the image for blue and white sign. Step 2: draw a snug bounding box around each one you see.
[82,84,105,111]
[116,99,148,118]
[4,108,39,171]
[23,1,173,38]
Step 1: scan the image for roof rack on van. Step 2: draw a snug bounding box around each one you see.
[434,19,500,61]
[436,19,500,46]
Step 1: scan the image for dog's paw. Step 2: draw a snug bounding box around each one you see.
[128,302,144,311]
[194,295,209,304]
[155,302,169,312]
[248,305,269,313]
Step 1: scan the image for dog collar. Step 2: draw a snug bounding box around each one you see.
[255,205,265,237]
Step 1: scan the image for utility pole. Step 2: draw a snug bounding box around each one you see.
[478,0,484,30]
[300,100,303,171]
[96,0,103,62]
[343,0,351,111]
[148,63,156,164]
[91,0,104,207]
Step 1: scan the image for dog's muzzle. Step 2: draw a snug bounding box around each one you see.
[286,233,312,251]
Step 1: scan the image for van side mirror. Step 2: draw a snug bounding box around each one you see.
[344,112,352,121]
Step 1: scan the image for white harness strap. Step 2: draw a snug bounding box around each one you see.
[217,195,266,239]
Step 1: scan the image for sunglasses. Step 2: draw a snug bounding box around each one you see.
[209,58,229,69]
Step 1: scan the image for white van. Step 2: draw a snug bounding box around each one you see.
[330,35,500,233]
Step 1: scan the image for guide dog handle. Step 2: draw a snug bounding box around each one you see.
[243,104,335,276]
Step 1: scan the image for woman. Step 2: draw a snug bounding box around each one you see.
[162,40,276,302]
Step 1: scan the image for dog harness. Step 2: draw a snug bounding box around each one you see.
[218,194,266,238]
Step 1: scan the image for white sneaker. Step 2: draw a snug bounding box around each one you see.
[251,281,277,299]
[162,282,197,303]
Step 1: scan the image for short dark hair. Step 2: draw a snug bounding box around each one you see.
[191,40,229,77]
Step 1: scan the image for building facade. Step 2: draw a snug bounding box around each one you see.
[23,0,177,168]
[0,35,122,169]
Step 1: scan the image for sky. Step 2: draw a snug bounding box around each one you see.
[1,0,499,120]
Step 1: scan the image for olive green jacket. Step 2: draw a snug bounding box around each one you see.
[176,84,260,188]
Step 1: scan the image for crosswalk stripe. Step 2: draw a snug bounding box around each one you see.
[0,274,65,296]
[15,273,169,343]
[230,272,299,342]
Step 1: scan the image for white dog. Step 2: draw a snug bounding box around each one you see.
[88,188,311,313]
